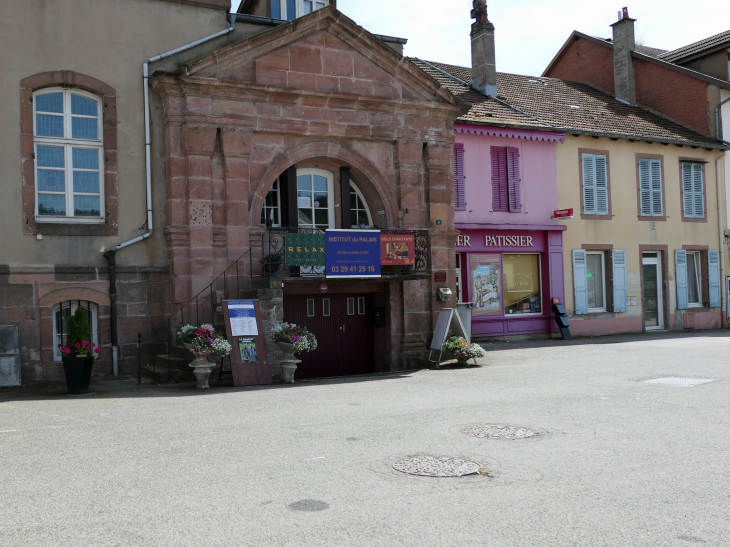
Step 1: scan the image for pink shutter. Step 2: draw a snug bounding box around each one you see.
[506,147,522,213]
[491,146,508,212]
[453,143,466,211]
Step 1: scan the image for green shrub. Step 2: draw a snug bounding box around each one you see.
[67,307,92,346]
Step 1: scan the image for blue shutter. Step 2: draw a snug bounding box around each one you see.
[612,249,627,313]
[573,250,588,315]
[675,250,688,310]
[708,249,721,308]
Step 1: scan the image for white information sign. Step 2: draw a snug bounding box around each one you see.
[228,301,259,337]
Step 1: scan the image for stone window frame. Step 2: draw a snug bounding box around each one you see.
[21,71,118,236]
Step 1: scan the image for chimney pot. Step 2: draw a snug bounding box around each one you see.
[610,8,637,104]
[470,0,497,97]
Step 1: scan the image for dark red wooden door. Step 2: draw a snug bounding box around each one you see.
[283,294,374,379]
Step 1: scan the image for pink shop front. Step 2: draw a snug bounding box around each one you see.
[455,226,567,337]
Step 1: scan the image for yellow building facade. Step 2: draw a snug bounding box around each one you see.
[558,135,727,335]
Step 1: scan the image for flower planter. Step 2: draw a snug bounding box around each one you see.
[62,356,94,394]
[263,262,281,275]
[184,344,214,390]
[277,342,301,383]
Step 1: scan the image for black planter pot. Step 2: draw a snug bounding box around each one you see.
[263,262,281,275]
[62,356,95,394]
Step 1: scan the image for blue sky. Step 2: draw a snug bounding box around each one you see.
[231,1,730,77]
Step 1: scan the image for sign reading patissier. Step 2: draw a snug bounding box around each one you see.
[326,230,381,278]
[457,234,534,247]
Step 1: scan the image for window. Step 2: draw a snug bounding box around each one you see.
[686,251,702,307]
[503,254,541,315]
[33,89,104,221]
[453,143,466,211]
[581,153,609,215]
[261,178,282,227]
[586,252,606,312]
[272,0,328,20]
[323,298,331,316]
[681,162,705,219]
[297,169,334,230]
[306,299,315,317]
[357,297,366,315]
[350,183,373,228]
[347,298,355,315]
[455,253,463,303]
[52,301,98,361]
[490,146,521,213]
[638,158,663,217]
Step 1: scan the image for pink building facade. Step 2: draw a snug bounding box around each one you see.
[454,124,567,338]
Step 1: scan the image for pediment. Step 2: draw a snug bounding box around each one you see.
[185,6,458,105]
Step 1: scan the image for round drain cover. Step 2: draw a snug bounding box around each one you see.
[462,425,539,439]
[392,456,480,477]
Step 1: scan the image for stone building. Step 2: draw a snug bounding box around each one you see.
[0,0,464,384]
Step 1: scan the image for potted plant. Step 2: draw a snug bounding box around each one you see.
[261,253,283,275]
[59,307,101,394]
[268,307,317,383]
[177,324,232,389]
[443,336,486,365]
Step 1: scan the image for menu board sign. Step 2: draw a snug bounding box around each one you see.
[222,300,272,387]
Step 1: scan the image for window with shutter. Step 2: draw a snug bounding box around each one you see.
[595,155,608,215]
[708,250,721,308]
[639,158,663,217]
[572,250,588,315]
[581,153,609,216]
[453,143,466,211]
[675,250,688,310]
[506,147,522,213]
[491,146,508,212]
[681,162,704,219]
[612,249,627,313]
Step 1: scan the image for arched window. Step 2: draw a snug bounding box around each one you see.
[297,169,335,230]
[261,178,282,227]
[33,88,104,221]
[350,182,373,228]
[52,301,99,361]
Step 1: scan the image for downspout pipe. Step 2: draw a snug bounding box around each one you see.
[715,95,730,146]
[104,13,237,374]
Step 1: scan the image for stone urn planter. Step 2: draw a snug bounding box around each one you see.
[185,345,214,390]
[62,356,95,394]
[277,342,301,383]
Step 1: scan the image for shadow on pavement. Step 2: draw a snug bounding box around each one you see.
[477,329,730,352]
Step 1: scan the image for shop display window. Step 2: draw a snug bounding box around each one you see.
[502,254,542,315]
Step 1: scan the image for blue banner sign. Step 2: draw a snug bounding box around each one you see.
[325,230,381,278]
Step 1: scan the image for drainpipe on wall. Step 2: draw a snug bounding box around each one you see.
[103,13,237,375]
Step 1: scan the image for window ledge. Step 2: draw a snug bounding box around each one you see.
[36,223,113,237]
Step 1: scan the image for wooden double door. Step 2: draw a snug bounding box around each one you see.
[283,293,374,379]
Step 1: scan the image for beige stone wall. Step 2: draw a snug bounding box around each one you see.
[0,0,230,269]
[557,135,727,333]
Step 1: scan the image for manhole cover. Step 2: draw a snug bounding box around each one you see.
[392,456,480,477]
[642,377,718,386]
[462,425,540,439]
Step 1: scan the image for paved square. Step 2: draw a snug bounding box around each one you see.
[1,332,729,546]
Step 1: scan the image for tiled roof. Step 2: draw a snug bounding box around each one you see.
[659,30,730,63]
[412,59,724,148]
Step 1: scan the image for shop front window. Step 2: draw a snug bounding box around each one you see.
[503,254,542,315]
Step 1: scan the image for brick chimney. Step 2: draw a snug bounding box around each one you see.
[470,0,497,97]
[611,7,636,105]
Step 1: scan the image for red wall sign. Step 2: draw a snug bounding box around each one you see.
[319,284,329,294]
[553,208,574,219]
[380,233,415,266]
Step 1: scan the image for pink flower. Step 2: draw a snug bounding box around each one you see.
[75,343,81,349]
[92,342,96,347]
[94,348,101,354]
[63,348,71,355]
[57,343,62,348]
[81,341,87,347]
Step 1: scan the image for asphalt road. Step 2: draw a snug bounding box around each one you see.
[1,331,729,546]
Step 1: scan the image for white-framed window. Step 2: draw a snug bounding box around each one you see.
[261,178,282,227]
[681,162,705,218]
[52,301,99,361]
[455,253,463,303]
[586,252,606,312]
[306,298,315,317]
[33,88,104,222]
[581,153,609,215]
[638,158,663,217]
[297,168,335,230]
[350,183,373,228]
[347,297,355,315]
[357,297,366,315]
[322,298,331,316]
[272,0,328,20]
[686,251,702,307]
